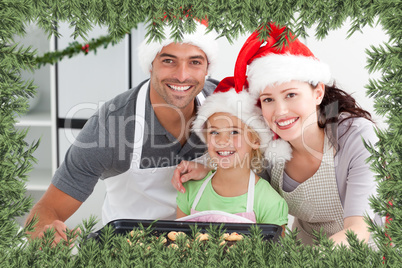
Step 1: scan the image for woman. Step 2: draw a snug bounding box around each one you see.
[172,23,381,247]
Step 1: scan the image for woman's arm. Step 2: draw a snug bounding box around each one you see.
[329,216,370,246]
[172,160,211,193]
[332,118,379,246]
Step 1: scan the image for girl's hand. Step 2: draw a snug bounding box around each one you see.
[172,161,210,193]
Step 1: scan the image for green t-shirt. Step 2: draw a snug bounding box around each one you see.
[176,171,288,226]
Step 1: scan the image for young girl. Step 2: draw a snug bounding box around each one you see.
[175,87,291,228]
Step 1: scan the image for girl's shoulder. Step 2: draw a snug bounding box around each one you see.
[256,178,283,198]
[256,177,271,187]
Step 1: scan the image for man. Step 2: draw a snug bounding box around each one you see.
[25,22,219,243]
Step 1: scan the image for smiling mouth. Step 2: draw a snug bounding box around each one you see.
[276,118,298,127]
[217,151,235,157]
[168,84,192,91]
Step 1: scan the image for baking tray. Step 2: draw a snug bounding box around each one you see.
[88,219,282,243]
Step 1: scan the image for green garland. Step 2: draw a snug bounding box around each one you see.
[35,34,125,67]
[1,0,400,266]
[0,220,390,267]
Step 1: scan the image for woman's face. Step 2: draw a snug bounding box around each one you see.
[259,81,324,143]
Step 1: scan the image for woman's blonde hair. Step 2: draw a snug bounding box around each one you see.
[248,128,264,174]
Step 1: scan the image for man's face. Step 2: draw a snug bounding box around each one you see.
[149,43,208,109]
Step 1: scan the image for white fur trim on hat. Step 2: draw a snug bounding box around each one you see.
[247,53,332,99]
[138,23,218,76]
[265,138,293,163]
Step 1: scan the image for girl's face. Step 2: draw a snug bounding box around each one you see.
[206,112,259,170]
[259,81,324,143]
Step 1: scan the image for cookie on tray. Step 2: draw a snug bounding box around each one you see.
[225,232,244,241]
[167,231,186,241]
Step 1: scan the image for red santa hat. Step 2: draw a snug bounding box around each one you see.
[233,23,332,100]
[138,18,218,75]
[192,77,292,162]
[207,23,334,163]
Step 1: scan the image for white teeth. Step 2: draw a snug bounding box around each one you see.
[169,84,191,91]
[217,151,234,156]
[277,118,297,127]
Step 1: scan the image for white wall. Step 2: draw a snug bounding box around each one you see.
[305,21,388,129]
[57,22,130,120]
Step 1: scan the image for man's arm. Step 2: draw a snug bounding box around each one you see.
[171,160,211,193]
[25,183,82,244]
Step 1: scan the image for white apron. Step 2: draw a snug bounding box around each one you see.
[271,134,344,245]
[177,170,257,223]
[102,81,206,224]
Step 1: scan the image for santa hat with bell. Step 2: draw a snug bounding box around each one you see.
[235,22,332,100]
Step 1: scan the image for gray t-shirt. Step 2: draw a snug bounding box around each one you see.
[280,115,380,220]
[52,79,218,202]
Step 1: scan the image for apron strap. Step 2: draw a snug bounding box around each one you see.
[132,82,206,169]
[132,81,149,169]
[246,170,255,213]
[191,171,215,210]
[197,90,206,104]
[191,170,256,212]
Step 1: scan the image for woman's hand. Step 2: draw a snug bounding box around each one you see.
[172,161,211,193]
[329,216,371,246]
